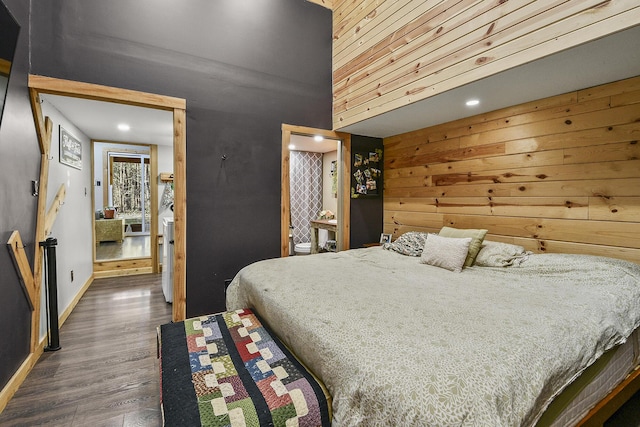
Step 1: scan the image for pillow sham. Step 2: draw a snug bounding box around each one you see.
[420,234,472,273]
[475,241,532,267]
[382,231,429,256]
[438,226,487,267]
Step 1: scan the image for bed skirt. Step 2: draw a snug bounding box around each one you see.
[158,309,331,427]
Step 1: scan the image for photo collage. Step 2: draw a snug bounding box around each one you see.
[351,148,382,198]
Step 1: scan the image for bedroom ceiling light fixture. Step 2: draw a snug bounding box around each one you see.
[465,99,480,107]
[117,123,130,131]
[314,135,324,142]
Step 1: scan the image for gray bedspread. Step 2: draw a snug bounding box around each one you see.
[226,247,640,426]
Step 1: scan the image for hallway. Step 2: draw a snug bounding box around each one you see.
[0,274,171,426]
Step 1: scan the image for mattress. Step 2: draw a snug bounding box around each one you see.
[544,328,640,426]
[226,247,640,426]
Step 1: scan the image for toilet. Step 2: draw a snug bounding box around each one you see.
[294,242,311,255]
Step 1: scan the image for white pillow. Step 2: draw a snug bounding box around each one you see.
[438,226,487,267]
[475,241,531,267]
[420,234,472,273]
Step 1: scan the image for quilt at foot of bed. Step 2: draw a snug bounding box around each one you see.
[158,308,331,427]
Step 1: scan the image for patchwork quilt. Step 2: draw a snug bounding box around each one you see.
[159,309,330,427]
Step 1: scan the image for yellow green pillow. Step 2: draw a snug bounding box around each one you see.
[438,226,488,267]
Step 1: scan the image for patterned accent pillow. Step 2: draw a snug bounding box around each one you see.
[420,234,472,273]
[382,231,429,256]
[438,226,488,267]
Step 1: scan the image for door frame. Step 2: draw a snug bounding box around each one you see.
[281,124,351,256]
[28,75,187,323]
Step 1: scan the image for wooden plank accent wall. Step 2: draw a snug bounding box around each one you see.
[332,0,640,130]
[382,76,640,263]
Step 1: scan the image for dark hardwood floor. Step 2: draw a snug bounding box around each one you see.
[0,274,172,427]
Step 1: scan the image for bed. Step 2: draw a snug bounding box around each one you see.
[225,234,640,426]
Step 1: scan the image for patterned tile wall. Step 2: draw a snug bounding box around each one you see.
[290,151,323,245]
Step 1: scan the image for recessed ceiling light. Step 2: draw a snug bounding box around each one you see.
[117,123,130,131]
[465,99,480,107]
[288,144,295,150]
[314,135,324,142]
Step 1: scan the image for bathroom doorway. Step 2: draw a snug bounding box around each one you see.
[289,138,337,255]
[280,125,351,257]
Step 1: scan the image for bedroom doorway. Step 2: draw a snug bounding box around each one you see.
[280,124,351,257]
[29,75,187,323]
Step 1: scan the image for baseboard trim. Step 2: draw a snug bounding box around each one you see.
[93,267,154,278]
[59,274,94,327]
[93,258,153,279]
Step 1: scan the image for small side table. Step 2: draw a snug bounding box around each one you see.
[310,219,337,254]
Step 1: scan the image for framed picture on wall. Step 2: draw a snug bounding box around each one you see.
[380,233,392,244]
[59,126,82,170]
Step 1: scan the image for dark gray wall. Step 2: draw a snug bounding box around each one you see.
[349,135,384,249]
[29,0,332,317]
[0,0,40,391]
[0,1,18,62]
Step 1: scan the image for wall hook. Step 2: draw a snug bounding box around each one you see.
[221,155,227,161]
